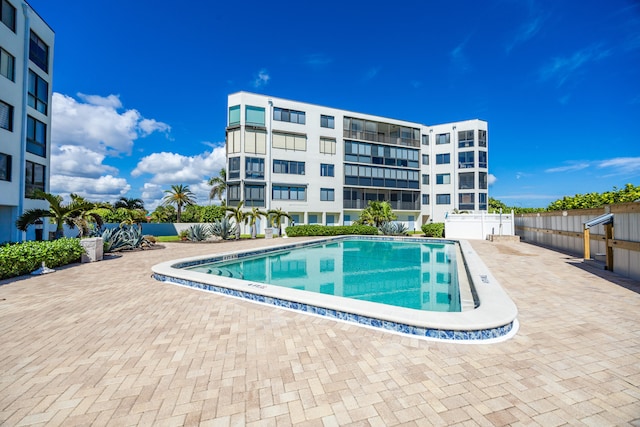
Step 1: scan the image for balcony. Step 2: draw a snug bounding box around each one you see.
[343,130,419,148]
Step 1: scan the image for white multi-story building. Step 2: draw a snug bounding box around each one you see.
[0,0,54,242]
[225,92,488,233]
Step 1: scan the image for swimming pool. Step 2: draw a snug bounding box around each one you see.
[186,239,462,312]
[152,236,518,342]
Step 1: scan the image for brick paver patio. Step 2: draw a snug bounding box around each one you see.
[1,238,639,426]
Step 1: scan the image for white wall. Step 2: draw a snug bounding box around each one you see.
[445,212,515,240]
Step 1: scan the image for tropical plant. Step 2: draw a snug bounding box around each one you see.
[547,183,640,211]
[379,222,408,236]
[208,168,227,202]
[16,191,102,239]
[246,207,267,239]
[285,225,378,237]
[267,208,292,236]
[0,238,84,279]
[226,201,247,240]
[210,218,236,240]
[186,224,212,242]
[149,205,177,223]
[162,184,196,223]
[114,197,145,210]
[355,201,396,228]
[100,224,150,252]
[422,223,445,238]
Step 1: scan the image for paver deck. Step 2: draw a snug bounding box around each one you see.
[1,238,639,426]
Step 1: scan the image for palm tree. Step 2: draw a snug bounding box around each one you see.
[114,197,145,210]
[208,168,227,202]
[246,207,267,239]
[16,191,101,239]
[225,201,247,240]
[356,201,396,228]
[162,184,196,223]
[267,208,292,236]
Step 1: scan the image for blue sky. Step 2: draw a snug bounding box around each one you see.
[28,0,640,210]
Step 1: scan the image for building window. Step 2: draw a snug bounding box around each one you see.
[320,137,336,154]
[422,194,429,205]
[459,172,474,189]
[479,172,487,189]
[320,114,334,128]
[25,160,45,198]
[458,130,474,148]
[244,184,265,207]
[245,105,265,126]
[478,151,487,168]
[273,159,305,175]
[479,130,487,147]
[345,140,419,168]
[1,0,16,32]
[344,164,419,189]
[228,156,240,179]
[227,128,240,154]
[422,134,429,145]
[309,214,319,224]
[227,184,241,202]
[27,116,46,157]
[244,128,267,154]
[479,193,487,210]
[272,132,307,151]
[0,152,11,181]
[320,188,335,201]
[29,31,49,73]
[435,153,450,165]
[28,70,48,115]
[422,174,429,185]
[0,99,13,131]
[272,185,306,201]
[422,154,429,165]
[245,157,264,179]
[459,193,475,210]
[458,151,474,169]
[228,105,240,125]
[320,163,334,177]
[0,47,15,81]
[436,173,450,185]
[436,133,450,145]
[436,194,450,205]
[273,107,305,124]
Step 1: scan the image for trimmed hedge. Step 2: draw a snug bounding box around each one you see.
[421,222,445,238]
[0,238,85,280]
[285,224,379,237]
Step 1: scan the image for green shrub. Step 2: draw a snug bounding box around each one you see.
[421,222,445,238]
[285,224,378,237]
[0,238,84,279]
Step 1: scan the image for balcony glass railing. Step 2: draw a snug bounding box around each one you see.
[343,130,419,147]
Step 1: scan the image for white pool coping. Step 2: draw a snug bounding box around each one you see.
[151,236,518,342]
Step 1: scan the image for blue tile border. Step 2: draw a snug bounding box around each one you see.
[152,269,514,342]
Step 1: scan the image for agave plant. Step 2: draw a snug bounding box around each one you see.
[100,224,151,252]
[186,224,211,242]
[210,218,236,240]
[379,221,409,236]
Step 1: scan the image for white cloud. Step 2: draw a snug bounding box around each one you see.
[545,162,590,173]
[506,14,545,54]
[539,44,612,87]
[132,146,227,206]
[51,145,118,178]
[50,92,172,203]
[49,174,131,202]
[253,69,270,88]
[597,157,640,175]
[488,174,497,186]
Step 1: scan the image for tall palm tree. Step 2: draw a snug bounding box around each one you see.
[114,197,145,210]
[16,191,101,239]
[267,208,293,236]
[246,207,267,239]
[208,168,227,202]
[162,184,196,223]
[225,201,247,240]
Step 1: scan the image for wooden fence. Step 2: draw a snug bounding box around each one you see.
[514,202,640,281]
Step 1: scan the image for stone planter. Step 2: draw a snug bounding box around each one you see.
[80,237,104,263]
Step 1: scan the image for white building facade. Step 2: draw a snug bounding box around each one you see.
[225,92,488,233]
[0,0,54,242]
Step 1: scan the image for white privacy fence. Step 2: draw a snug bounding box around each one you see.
[444,212,515,240]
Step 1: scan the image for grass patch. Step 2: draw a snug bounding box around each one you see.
[155,235,181,242]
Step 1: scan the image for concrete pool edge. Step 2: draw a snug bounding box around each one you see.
[151,236,519,342]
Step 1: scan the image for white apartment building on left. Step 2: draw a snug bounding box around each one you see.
[0,0,54,242]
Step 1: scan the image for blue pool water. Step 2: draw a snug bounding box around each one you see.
[186,239,461,312]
